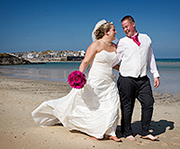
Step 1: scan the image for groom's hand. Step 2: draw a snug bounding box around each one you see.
[154,77,160,88]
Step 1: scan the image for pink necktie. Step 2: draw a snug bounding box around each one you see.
[131,35,141,46]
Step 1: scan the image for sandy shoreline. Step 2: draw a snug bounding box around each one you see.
[0,75,180,149]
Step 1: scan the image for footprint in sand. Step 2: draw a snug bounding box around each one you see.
[160,142,168,147]
[172,143,180,147]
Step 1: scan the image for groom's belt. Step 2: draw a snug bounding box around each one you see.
[119,73,148,80]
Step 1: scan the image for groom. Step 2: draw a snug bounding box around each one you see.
[113,15,160,141]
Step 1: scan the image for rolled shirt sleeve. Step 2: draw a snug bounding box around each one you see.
[147,45,160,78]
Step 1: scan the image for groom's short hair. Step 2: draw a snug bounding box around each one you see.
[121,15,135,24]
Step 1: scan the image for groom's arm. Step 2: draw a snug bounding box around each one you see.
[147,45,160,88]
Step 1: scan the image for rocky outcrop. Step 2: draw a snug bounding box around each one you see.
[0,53,32,65]
[67,56,84,61]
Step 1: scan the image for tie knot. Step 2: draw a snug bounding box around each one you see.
[131,35,138,41]
[131,34,141,46]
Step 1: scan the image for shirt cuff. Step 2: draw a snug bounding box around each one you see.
[153,72,160,78]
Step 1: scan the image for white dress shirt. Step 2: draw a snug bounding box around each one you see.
[113,33,160,78]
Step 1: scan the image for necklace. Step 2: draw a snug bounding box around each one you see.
[102,39,112,46]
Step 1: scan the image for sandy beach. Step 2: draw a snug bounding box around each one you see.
[0,75,180,149]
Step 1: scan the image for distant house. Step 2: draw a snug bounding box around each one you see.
[48,51,55,57]
[35,53,39,58]
[27,53,34,59]
[79,50,85,56]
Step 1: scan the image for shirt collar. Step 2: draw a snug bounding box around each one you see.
[131,32,139,38]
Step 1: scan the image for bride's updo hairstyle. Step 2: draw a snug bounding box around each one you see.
[94,22,113,40]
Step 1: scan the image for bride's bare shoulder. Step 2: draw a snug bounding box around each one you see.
[88,40,102,51]
[91,40,102,46]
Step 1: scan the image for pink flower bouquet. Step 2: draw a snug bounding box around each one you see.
[67,70,86,89]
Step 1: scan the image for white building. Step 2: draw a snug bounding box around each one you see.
[27,53,34,59]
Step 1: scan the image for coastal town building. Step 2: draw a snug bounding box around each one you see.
[5,49,85,62]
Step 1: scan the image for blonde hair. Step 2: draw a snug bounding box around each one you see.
[94,22,113,40]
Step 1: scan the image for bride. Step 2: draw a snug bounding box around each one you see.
[32,19,121,142]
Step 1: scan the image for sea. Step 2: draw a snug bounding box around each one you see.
[0,59,180,95]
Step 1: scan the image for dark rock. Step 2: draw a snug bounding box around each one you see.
[67,56,84,61]
[0,53,32,65]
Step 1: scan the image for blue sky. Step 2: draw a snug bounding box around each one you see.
[0,0,180,58]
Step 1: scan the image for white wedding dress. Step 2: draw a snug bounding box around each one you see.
[32,50,120,139]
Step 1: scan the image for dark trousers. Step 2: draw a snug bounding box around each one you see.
[117,74,154,137]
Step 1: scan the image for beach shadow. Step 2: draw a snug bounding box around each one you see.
[54,122,63,126]
[116,119,174,137]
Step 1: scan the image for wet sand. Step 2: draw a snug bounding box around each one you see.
[0,75,180,149]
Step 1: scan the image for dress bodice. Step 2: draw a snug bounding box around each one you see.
[88,50,117,79]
